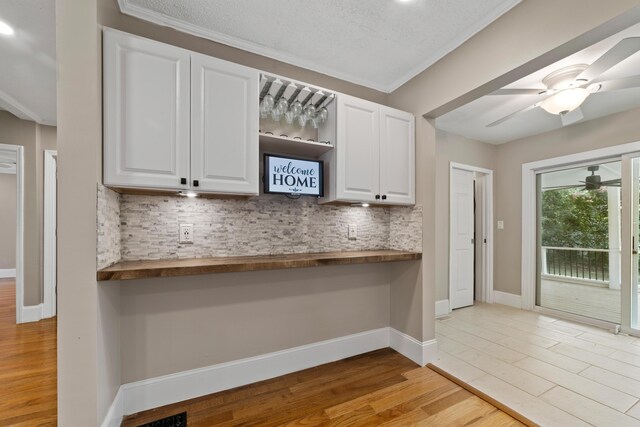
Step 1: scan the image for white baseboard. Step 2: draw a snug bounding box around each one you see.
[389,328,438,366]
[100,387,124,427]
[0,268,16,278]
[493,291,522,309]
[435,299,450,317]
[21,304,43,323]
[121,328,390,416]
[100,326,436,424]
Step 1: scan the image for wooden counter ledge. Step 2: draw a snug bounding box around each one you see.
[97,250,422,281]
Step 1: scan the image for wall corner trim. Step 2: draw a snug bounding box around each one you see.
[100,326,438,424]
[493,291,522,309]
[435,299,450,318]
[21,304,43,323]
[100,387,124,427]
[389,328,438,366]
[0,269,16,279]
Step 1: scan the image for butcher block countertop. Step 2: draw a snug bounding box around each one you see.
[97,250,422,281]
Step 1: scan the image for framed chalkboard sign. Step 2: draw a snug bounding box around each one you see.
[263,154,324,197]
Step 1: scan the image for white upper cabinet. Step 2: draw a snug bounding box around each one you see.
[103,29,191,190]
[380,106,415,205]
[191,54,259,195]
[336,94,380,202]
[103,29,259,195]
[326,95,415,205]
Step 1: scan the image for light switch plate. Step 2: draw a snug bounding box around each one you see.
[348,224,357,240]
[497,220,504,230]
[179,224,194,243]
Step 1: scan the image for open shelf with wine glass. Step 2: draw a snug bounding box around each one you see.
[259,73,336,159]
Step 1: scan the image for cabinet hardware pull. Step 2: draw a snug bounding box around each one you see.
[381,195,387,200]
[180,178,187,185]
[193,180,200,187]
[375,194,380,200]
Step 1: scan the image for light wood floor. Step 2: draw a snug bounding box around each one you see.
[0,278,57,426]
[540,278,621,323]
[434,303,640,427]
[122,348,524,426]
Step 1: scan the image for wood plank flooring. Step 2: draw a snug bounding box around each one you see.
[0,278,57,426]
[122,348,524,426]
[434,303,640,427]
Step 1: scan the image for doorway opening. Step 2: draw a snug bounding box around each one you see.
[522,141,640,336]
[536,160,621,324]
[449,162,494,311]
[0,144,24,323]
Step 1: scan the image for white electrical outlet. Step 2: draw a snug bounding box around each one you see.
[348,224,357,240]
[179,224,194,243]
[497,220,504,230]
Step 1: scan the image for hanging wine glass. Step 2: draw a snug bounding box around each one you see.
[271,97,288,122]
[304,104,316,120]
[284,109,295,124]
[290,100,303,118]
[259,94,274,119]
[297,111,307,127]
[317,107,328,124]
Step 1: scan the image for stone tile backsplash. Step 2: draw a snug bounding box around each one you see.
[96,184,121,269]
[97,184,422,263]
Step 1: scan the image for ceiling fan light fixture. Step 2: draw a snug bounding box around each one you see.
[539,87,590,115]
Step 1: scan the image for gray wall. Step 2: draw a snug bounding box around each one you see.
[120,264,391,382]
[0,173,16,269]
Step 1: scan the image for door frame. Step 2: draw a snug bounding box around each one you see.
[449,162,494,311]
[621,152,640,336]
[0,143,24,323]
[521,141,640,320]
[43,150,57,318]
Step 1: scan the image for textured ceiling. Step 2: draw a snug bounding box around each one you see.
[120,0,520,92]
[0,0,56,125]
[437,23,640,145]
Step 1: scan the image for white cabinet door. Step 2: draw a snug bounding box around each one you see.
[103,29,191,190]
[380,106,415,205]
[191,54,259,195]
[450,168,475,309]
[336,95,380,202]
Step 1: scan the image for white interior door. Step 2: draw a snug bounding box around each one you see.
[450,168,475,309]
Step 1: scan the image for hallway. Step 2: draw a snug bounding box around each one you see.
[0,278,57,426]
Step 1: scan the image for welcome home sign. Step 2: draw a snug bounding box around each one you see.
[264,154,324,197]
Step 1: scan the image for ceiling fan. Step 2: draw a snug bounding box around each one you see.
[543,166,621,191]
[487,37,640,128]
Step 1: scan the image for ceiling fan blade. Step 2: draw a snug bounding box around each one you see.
[560,107,584,126]
[486,102,540,127]
[602,183,621,187]
[489,88,546,95]
[594,75,640,92]
[576,37,640,82]
[600,178,621,185]
[543,184,585,190]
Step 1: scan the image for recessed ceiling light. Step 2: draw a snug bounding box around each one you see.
[0,20,14,36]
